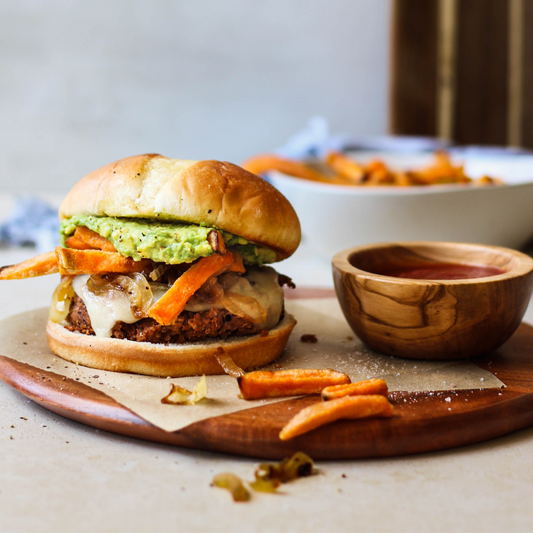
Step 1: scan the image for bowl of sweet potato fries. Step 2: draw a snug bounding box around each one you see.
[242,151,533,259]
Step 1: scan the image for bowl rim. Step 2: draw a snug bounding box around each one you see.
[268,170,533,195]
[332,241,533,285]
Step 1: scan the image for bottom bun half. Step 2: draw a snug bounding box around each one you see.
[46,314,296,377]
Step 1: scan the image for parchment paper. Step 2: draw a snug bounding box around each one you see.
[0,299,504,432]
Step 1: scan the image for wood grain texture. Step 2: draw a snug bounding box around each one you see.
[2,286,533,459]
[2,323,533,460]
[521,0,533,148]
[390,0,439,136]
[454,0,509,145]
[390,0,533,150]
[332,242,533,360]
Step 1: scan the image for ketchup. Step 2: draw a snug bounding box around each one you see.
[376,263,506,280]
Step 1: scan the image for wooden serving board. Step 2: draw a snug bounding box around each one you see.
[2,288,533,460]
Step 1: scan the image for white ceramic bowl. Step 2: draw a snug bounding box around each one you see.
[269,153,533,260]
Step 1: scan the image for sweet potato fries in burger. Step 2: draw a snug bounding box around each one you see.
[0,154,301,377]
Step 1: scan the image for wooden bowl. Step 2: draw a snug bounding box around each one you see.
[332,242,533,360]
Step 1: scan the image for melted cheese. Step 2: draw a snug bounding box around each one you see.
[71,268,284,338]
[72,275,139,338]
[221,268,283,330]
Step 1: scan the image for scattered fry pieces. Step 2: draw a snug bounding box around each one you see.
[300,334,318,344]
[242,151,503,187]
[55,247,150,276]
[279,395,393,440]
[321,378,388,401]
[214,349,245,378]
[211,473,250,502]
[237,368,351,401]
[160,375,207,405]
[66,226,117,252]
[0,251,59,280]
[148,252,234,325]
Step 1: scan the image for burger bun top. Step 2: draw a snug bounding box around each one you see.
[59,154,301,261]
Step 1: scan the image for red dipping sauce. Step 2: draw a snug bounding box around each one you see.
[377,263,506,280]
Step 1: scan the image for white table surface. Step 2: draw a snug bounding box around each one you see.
[2,201,533,532]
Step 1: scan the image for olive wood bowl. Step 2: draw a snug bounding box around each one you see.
[332,242,533,360]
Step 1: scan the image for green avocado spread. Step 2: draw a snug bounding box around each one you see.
[60,215,276,265]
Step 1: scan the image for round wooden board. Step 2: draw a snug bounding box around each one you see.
[2,288,533,460]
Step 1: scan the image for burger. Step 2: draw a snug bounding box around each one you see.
[6,154,301,377]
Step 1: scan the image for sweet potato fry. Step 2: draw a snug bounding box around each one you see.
[227,249,245,273]
[66,226,117,252]
[279,394,393,440]
[0,251,59,279]
[55,247,150,275]
[148,252,234,325]
[243,151,501,188]
[237,368,351,401]
[365,160,395,185]
[242,154,357,185]
[325,151,366,183]
[64,236,94,250]
[477,175,504,185]
[410,151,471,185]
[242,155,335,183]
[321,378,388,401]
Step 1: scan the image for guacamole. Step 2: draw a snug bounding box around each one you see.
[60,215,276,265]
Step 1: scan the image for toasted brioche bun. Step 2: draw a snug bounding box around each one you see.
[59,154,301,261]
[46,313,296,377]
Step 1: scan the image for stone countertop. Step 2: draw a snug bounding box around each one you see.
[1,246,533,532]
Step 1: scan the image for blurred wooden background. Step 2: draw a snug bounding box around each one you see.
[390,0,533,148]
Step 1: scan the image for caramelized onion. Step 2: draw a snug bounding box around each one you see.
[214,350,245,378]
[149,263,171,281]
[160,375,208,405]
[221,291,267,324]
[122,272,153,318]
[218,272,241,290]
[149,282,170,291]
[255,452,315,483]
[211,473,250,502]
[49,277,75,323]
[216,271,268,324]
[87,272,154,319]
[195,276,224,304]
[86,274,113,293]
